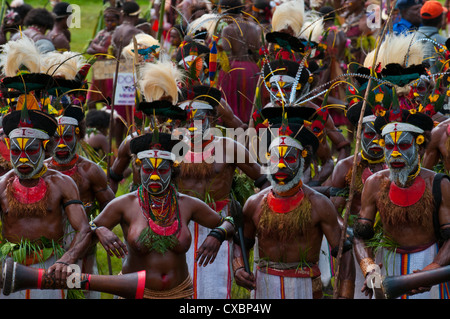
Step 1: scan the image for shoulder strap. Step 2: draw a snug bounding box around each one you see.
[432,173,450,242]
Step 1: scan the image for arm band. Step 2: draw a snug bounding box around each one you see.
[354,219,375,240]
[109,168,124,182]
[208,228,225,243]
[330,239,352,258]
[62,199,84,209]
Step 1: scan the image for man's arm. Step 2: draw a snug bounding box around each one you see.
[48,175,92,281]
[422,126,444,169]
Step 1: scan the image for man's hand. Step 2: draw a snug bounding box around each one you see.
[95,226,128,258]
[234,268,256,290]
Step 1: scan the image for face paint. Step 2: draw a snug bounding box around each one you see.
[186,108,210,140]
[52,124,78,164]
[267,145,304,193]
[361,121,383,159]
[267,74,310,105]
[384,130,418,186]
[10,137,46,179]
[140,157,172,195]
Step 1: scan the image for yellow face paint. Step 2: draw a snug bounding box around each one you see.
[57,125,65,136]
[17,137,29,150]
[278,146,288,157]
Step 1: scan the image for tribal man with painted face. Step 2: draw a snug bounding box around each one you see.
[0,109,93,299]
[46,105,115,216]
[233,122,355,299]
[257,59,351,186]
[45,105,115,297]
[324,101,387,216]
[321,101,387,298]
[175,85,269,299]
[353,109,450,299]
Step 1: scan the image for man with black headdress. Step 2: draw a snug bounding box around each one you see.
[0,109,92,299]
[232,116,355,299]
[175,84,269,299]
[44,105,115,298]
[353,109,450,299]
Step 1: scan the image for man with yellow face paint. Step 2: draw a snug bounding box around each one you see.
[232,120,355,299]
[175,84,269,299]
[257,59,351,186]
[0,109,95,299]
[353,109,450,299]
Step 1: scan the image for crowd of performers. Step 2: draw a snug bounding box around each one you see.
[0,0,449,300]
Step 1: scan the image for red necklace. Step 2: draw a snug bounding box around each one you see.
[389,176,426,207]
[267,188,305,214]
[137,185,180,236]
[12,176,48,204]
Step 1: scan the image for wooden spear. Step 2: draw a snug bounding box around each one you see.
[105,40,123,276]
[157,0,166,43]
[332,0,397,299]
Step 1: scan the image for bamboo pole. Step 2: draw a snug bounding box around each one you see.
[157,0,166,43]
[332,0,397,299]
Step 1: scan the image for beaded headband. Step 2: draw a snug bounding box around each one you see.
[381,122,424,136]
[137,149,176,161]
[9,127,50,140]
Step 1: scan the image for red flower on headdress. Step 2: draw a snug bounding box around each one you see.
[278,125,293,136]
[310,119,324,136]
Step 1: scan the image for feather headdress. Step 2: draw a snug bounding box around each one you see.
[271,0,305,37]
[0,36,41,77]
[370,33,426,70]
[186,13,219,41]
[122,33,160,61]
[40,51,87,80]
[299,11,324,44]
[137,58,184,105]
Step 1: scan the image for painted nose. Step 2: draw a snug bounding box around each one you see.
[19,158,29,163]
[277,162,286,169]
[391,150,402,157]
[150,174,160,181]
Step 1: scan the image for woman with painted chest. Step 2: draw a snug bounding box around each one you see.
[91,132,235,299]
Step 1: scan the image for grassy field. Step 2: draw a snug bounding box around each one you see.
[24,0,153,53]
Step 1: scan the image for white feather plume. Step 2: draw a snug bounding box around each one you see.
[187,13,219,39]
[0,36,41,77]
[271,0,305,37]
[40,51,86,79]
[138,57,185,104]
[375,33,425,68]
[299,11,324,43]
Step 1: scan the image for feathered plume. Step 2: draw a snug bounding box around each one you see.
[40,51,87,80]
[0,36,41,77]
[374,33,425,69]
[271,0,305,37]
[138,57,185,105]
[299,11,324,43]
[122,33,160,61]
[186,13,219,40]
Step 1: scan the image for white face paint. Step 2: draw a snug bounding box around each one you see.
[140,157,172,195]
[361,121,383,159]
[10,136,46,179]
[384,130,419,186]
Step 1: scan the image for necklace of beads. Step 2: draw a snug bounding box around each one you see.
[137,184,180,234]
